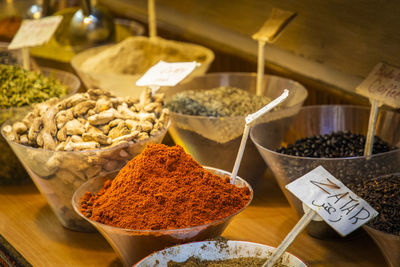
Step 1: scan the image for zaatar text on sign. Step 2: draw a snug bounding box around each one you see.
[136,61,200,87]
[356,62,400,108]
[8,16,63,50]
[286,166,378,236]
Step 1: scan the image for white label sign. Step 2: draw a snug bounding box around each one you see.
[356,62,400,108]
[136,61,200,87]
[286,166,378,236]
[8,16,63,50]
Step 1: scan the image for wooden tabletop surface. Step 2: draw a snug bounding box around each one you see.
[0,169,386,267]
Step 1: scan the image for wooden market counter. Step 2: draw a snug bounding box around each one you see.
[0,171,386,267]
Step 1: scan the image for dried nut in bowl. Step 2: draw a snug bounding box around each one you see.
[1,88,169,231]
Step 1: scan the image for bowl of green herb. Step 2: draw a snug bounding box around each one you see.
[164,72,308,186]
[0,65,80,184]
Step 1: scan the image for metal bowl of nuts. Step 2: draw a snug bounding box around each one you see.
[0,66,81,185]
[1,88,170,231]
[164,72,308,187]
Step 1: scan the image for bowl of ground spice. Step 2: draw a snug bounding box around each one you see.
[135,240,307,266]
[348,173,400,267]
[71,36,214,98]
[0,65,80,184]
[1,88,170,231]
[250,105,400,239]
[72,144,253,266]
[164,72,308,186]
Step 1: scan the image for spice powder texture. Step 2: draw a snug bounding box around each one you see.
[80,144,251,230]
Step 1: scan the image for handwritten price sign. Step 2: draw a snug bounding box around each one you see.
[136,61,200,87]
[356,62,400,108]
[286,166,378,236]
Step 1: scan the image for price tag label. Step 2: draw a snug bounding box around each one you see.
[136,61,200,87]
[286,166,378,236]
[356,62,400,108]
[8,16,63,50]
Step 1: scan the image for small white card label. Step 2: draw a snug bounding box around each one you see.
[8,16,63,50]
[136,61,200,87]
[286,166,378,236]
[356,62,400,108]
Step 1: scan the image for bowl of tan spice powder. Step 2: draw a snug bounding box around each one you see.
[71,36,214,98]
[72,144,253,266]
[135,240,307,267]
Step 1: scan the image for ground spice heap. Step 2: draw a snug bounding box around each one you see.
[80,144,251,230]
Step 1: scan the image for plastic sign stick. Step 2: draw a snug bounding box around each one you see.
[355,62,400,156]
[8,16,62,70]
[230,89,289,184]
[148,0,157,38]
[252,8,297,96]
[264,166,378,267]
[136,60,200,94]
[263,209,317,267]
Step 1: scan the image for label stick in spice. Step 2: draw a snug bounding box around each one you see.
[355,62,400,156]
[264,166,378,267]
[136,60,200,94]
[230,89,289,184]
[8,16,62,70]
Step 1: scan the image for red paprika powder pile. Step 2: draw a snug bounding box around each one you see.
[80,144,251,230]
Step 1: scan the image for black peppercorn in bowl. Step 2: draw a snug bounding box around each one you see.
[163,73,308,187]
[349,173,400,267]
[250,105,400,239]
[0,67,81,185]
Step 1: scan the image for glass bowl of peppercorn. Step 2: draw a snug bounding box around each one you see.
[134,240,307,266]
[72,160,253,267]
[348,173,400,267]
[163,72,308,187]
[250,105,400,239]
[0,66,81,185]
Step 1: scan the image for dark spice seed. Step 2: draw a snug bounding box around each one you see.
[276,131,395,158]
[348,175,400,236]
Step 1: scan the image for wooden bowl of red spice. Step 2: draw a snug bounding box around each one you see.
[72,144,253,266]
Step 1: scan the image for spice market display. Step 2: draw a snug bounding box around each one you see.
[0,2,399,267]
